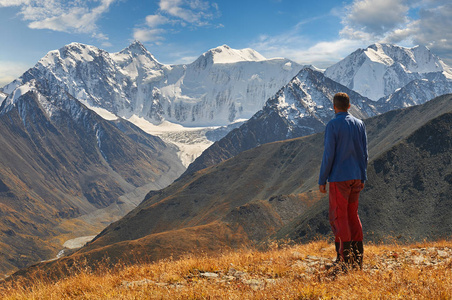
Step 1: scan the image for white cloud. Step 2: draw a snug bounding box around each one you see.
[251,32,365,69]
[1,0,116,42]
[134,0,221,45]
[133,28,166,43]
[248,16,367,69]
[344,0,410,36]
[158,0,220,25]
[243,0,452,69]
[146,14,169,27]
[0,0,29,6]
[160,0,196,24]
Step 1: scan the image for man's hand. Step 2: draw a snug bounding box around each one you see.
[319,184,327,194]
[360,182,365,191]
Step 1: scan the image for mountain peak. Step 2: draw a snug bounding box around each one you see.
[124,40,150,55]
[196,45,266,65]
[325,43,452,100]
[61,42,103,55]
[113,40,161,66]
[41,42,108,66]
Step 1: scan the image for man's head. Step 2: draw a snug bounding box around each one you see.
[333,92,351,112]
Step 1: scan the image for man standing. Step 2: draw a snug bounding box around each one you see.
[318,92,368,270]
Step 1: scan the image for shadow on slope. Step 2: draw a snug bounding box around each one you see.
[7,94,452,281]
[276,94,452,243]
[0,83,184,276]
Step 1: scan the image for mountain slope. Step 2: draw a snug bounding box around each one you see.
[1,42,304,166]
[8,95,452,279]
[0,79,184,276]
[185,44,452,175]
[324,43,452,101]
[276,94,452,242]
[3,240,452,299]
[183,67,378,176]
[86,94,452,255]
[378,77,452,112]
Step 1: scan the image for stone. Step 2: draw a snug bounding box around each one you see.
[200,272,219,279]
[242,279,265,291]
[121,279,155,288]
[437,250,448,258]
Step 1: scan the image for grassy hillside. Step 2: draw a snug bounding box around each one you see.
[2,239,451,299]
[0,89,184,277]
[74,94,452,263]
[7,94,452,282]
[278,95,452,242]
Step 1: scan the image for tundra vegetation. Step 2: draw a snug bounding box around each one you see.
[1,238,451,299]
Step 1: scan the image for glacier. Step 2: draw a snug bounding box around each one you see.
[1,41,303,165]
[2,41,452,167]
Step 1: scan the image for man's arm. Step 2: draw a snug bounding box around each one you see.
[318,123,335,187]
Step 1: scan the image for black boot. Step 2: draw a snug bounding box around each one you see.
[327,242,351,274]
[335,242,341,263]
[351,241,364,269]
[342,241,352,269]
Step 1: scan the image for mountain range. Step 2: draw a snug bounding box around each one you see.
[184,44,452,175]
[1,41,452,278]
[13,93,451,280]
[2,41,302,128]
[1,41,305,166]
[183,67,379,175]
[2,42,451,168]
[324,43,452,101]
[0,78,184,276]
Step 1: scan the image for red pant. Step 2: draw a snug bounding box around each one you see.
[329,180,363,252]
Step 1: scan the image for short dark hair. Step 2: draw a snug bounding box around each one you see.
[333,92,350,111]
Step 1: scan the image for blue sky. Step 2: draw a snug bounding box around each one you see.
[1,0,451,86]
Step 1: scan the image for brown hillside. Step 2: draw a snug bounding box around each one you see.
[278,94,452,242]
[10,94,452,279]
[2,240,452,299]
[0,88,184,277]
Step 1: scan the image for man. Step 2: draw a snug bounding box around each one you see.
[318,92,368,270]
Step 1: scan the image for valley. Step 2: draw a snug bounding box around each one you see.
[1,41,451,279]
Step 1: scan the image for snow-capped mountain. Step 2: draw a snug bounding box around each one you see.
[379,78,452,112]
[196,44,266,64]
[3,42,302,127]
[324,43,452,101]
[184,67,378,175]
[4,41,452,168]
[1,42,303,165]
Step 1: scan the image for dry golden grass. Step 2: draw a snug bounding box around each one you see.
[1,239,451,299]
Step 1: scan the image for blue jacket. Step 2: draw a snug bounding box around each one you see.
[318,112,368,185]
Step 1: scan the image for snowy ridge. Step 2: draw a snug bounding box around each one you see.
[2,41,300,165]
[183,67,379,176]
[207,45,266,64]
[266,67,376,132]
[325,43,452,100]
[4,41,452,167]
[1,80,38,113]
[379,78,452,112]
[111,41,164,82]
[4,41,302,128]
